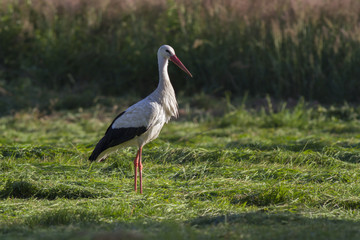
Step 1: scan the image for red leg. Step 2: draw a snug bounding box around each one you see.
[139,146,143,194]
[133,150,140,192]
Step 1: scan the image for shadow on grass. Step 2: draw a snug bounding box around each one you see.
[225,140,326,153]
[0,146,76,160]
[189,211,360,239]
[7,211,360,240]
[225,140,360,165]
[189,211,310,226]
[332,152,360,164]
[0,180,111,200]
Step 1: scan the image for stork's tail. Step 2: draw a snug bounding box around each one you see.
[89,137,107,162]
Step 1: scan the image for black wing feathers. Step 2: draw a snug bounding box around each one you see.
[89,125,147,161]
[106,127,147,149]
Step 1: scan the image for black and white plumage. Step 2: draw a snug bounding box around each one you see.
[89,45,192,193]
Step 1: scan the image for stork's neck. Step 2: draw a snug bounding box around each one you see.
[153,55,178,118]
[157,56,172,90]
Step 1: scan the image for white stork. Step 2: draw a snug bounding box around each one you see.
[89,45,192,194]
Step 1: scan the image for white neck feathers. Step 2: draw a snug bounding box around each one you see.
[151,54,178,118]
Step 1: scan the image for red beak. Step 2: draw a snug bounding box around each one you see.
[170,55,193,78]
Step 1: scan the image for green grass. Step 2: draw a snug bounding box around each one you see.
[1,101,360,239]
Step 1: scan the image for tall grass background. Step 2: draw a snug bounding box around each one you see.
[1,0,360,113]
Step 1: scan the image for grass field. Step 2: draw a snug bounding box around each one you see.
[2,0,360,238]
[1,99,360,239]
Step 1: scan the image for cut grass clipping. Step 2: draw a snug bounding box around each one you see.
[2,102,360,239]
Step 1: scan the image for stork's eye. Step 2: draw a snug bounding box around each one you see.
[165,50,171,54]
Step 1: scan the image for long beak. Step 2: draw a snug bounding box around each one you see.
[170,55,193,78]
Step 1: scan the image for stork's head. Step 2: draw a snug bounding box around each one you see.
[158,45,193,77]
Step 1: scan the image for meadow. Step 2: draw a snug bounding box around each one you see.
[2,0,360,239]
[1,99,360,239]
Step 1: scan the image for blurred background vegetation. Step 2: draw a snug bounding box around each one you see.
[0,0,360,114]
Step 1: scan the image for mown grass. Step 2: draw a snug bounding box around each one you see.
[1,101,360,239]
